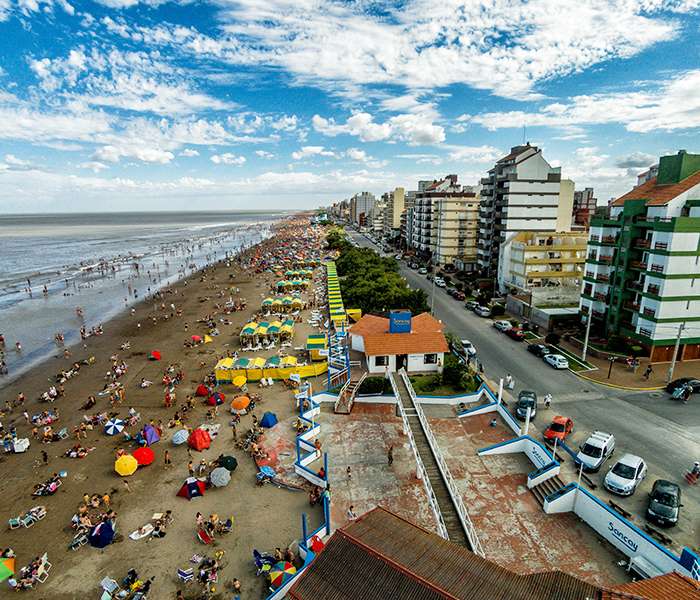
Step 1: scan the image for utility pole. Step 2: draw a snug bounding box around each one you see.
[667,322,685,383]
[581,313,592,362]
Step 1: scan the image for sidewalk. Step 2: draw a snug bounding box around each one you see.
[559,340,697,390]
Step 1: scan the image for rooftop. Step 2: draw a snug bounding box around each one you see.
[350,312,449,356]
[611,572,700,600]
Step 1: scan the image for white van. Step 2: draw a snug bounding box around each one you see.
[576,431,615,472]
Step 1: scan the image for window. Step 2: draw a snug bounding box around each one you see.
[375,356,389,366]
[424,353,438,364]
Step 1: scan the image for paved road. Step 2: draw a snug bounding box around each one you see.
[347,229,700,544]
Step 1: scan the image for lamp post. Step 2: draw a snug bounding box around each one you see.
[607,355,615,379]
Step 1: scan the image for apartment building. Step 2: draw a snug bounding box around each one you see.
[573,187,597,227]
[409,175,480,269]
[580,150,700,362]
[350,191,376,227]
[498,231,588,298]
[478,144,574,276]
[381,187,405,241]
[370,198,385,235]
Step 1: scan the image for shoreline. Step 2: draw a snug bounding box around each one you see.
[0,213,326,599]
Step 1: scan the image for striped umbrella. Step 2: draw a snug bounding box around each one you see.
[172,429,189,445]
[104,418,125,436]
[269,561,297,588]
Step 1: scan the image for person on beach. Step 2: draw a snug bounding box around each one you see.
[388,445,394,465]
[164,450,172,469]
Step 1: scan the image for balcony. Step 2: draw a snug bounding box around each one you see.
[642,308,656,319]
[601,235,617,245]
[624,301,640,311]
[649,264,664,273]
[629,281,643,291]
[590,234,600,242]
[647,284,661,295]
[599,255,614,264]
[594,292,608,302]
[654,241,668,250]
[629,260,648,270]
[587,253,597,261]
[592,310,606,319]
[634,238,651,249]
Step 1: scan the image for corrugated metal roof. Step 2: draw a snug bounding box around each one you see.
[611,172,700,207]
[289,507,611,600]
[611,572,700,599]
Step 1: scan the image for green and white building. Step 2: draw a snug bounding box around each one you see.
[581,150,700,363]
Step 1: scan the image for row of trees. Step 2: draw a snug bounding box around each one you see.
[327,231,429,315]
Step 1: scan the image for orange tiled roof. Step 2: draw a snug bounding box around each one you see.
[612,171,700,207]
[611,572,700,600]
[350,313,448,356]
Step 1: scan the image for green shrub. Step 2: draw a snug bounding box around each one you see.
[357,376,390,395]
[545,332,561,345]
[491,304,505,316]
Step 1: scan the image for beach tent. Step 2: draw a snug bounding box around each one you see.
[207,391,225,406]
[195,384,210,397]
[306,334,327,361]
[248,357,266,369]
[268,321,282,335]
[232,375,247,388]
[0,557,15,583]
[133,446,155,466]
[210,467,231,488]
[104,418,125,436]
[280,356,298,367]
[234,357,250,369]
[262,297,273,307]
[255,322,269,336]
[88,521,115,549]
[231,396,251,414]
[143,424,160,445]
[149,350,162,361]
[115,454,138,476]
[172,429,188,445]
[240,322,258,337]
[219,455,238,472]
[265,356,281,368]
[188,428,211,451]
[260,412,278,428]
[176,477,206,500]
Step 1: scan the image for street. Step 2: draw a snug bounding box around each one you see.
[347,229,700,548]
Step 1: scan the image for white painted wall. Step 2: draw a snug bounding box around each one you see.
[350,333,364,352]
[407,353,442,373]
[367,354,396,374]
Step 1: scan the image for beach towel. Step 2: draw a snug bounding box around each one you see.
[129,524,154,540]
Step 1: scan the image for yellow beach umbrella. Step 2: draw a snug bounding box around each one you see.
[115,454,138,476]
[232,375,247,388]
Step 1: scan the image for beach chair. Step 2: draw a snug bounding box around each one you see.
[177,568,194,584]
[100,577,121,595]
[8,516,21,529]
[30,506,47,520]
[68,532,88,551]
[196,528,213,545]
[40,552,52,572]
[57,427,69,440]
[34,563,49,583]
[20,513,36,528]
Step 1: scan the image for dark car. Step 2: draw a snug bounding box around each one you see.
[666,378,700,394]
[527,343,551,357]
[453,291,465,301]
[515,390,537,420]
[505,328,525,341]
[646,479,682,527]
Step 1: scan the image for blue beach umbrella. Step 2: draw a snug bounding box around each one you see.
[104,418,125,436]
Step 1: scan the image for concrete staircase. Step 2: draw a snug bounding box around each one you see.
[530,475,567,506]
[395,376,470,546]
[334,374,365,414]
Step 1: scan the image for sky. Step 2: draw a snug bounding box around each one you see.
[0,1,699,213]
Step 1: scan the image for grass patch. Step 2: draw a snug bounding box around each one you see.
[553,345,596,371]
[409,374,480,396]
[523,331,541,341]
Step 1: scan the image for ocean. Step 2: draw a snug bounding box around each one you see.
[0,210,286,386]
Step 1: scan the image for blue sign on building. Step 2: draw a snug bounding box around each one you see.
[389,310,412,334]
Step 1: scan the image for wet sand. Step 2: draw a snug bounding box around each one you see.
[0,217,325,599]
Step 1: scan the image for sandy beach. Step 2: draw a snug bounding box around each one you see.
[0,215,327,599]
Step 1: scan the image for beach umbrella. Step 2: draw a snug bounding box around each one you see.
[269,561,297,589]
[281,356,298,367]
[260,412,278,428]
[104,418,125,436]
[191,335,202,343]
[143,424,160,445]
[88,521,115,549]
[204,335,213,344]
[210,467,231,488]
[234,357,251,369]
[262,298,273,306]
[232,375,247,388]
[172,429,189,445]
[265,356,281,368]
[231,396,251,414]
[207,391,225,406]
[149,350,162,361]
[219,455,238,472]
[195,384,209,397]
[188,428,211,451]
[133,446,155,466]
[0,558,14,583]
[115,454,138,476]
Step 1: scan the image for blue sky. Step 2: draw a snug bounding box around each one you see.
[0,0,699,212]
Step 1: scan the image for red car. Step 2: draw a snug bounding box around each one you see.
[544,416,574,443]
[505,328,525,341]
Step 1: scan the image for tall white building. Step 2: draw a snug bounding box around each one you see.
[382,187,405,240]
[478,144,574,276]
[350,192,376,228]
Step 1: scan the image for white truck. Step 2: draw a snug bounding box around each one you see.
[575,431,615,472]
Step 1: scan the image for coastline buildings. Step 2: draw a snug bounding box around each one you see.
[573,187,598,227]
[580,150,700,362]
[350,192,376,228]
[477,144,575,277]
[381,187,405,241]
[409,175,480,269]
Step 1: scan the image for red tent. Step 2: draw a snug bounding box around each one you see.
[188,428,211,451]
[176,477,206,500]
[133,446,155,466]
[195,384,209,397]
[207,391,225,406]
[149,350,162,361]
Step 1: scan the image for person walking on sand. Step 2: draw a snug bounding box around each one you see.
[346,466,352,481]
[643,364,653,381]
[123,479,132,493]
[164,450,172,469]
[188,460,194,477]
[388,445,394,465]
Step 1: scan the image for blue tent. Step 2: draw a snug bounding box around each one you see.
[260,412,278,428]
[143,424,160,445]
[88,521,115,549]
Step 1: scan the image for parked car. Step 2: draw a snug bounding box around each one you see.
[666,378,700,395]
[418,267,428,275]
[493,320,512,332]
[646,480,682,527]
[460,339,477,357]
[474,305,491,317]
[394,254,403,260]
[544,416,574,443]
[575,431,615,472]
[604,454,647,496]
[453,291,466,301]
[434,278,446,288]
[465,300,479,311]
[515,390,537,420]
[544,354,569,369]
[527,343,551,358]
[505,328,525,341]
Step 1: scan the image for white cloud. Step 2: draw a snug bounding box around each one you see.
[78,161,109,172]
[291,146,337,160]
[270,115,297,131]
[313,111,444,146]
[94,144,174,164]
[615,152,656,169]
[471,69,700,133]
[211,152,246,165]
[4,154,31,167]
[255,150,274,159]
[179,148,199,157]
[446,145,501,163]
[345,148,368,162]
